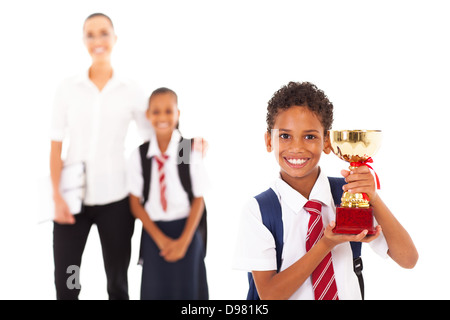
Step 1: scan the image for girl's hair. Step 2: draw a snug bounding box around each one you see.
[149,87,178,105]
[84,13,114,29]
[266,81,334,134]
[148,87,180,129]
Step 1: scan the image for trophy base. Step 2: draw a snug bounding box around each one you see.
[333,206,376,235]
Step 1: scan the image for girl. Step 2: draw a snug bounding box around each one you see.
[127,87,209,300]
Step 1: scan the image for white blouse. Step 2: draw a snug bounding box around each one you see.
[127,130,209,222]
[50,70,153,206]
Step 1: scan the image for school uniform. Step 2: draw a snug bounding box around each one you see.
[50,70,153,300]
[233,169,389,300]
[127,129,209,300]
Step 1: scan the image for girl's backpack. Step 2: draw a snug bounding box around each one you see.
[138,138,208,255]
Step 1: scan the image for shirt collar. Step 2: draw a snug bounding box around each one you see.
[147,129,182,160]
[75,68,127,89]
[275,167,334,215]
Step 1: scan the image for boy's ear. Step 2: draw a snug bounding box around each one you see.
[264,131,272,152]
[323,130,332,154]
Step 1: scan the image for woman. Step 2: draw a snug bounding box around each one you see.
[50,13,153,300]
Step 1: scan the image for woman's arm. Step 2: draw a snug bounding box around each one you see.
[192,138,208,157]
[50,140,74,224]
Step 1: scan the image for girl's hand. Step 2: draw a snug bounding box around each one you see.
[154,233,173,253]
[341,166,378,204]
[321,221,382,250]
[53,195,75,224]
[160,237,190,263]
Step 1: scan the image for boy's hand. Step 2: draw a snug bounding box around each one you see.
[341,166,378,204]
[321,221,382,250]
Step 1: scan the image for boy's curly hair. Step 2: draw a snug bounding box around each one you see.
[266,81,334,134]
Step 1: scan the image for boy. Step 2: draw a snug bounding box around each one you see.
[233,81,418,300]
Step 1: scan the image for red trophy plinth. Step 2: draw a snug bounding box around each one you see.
[334,207,376,235]
[329,130,382,235]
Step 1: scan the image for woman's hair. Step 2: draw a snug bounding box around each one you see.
[266,81,334,133]
[84,13,114,29]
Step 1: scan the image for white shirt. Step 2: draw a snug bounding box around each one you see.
[233,169,388,300]
[50,70,153,205]
[127,130,208,222]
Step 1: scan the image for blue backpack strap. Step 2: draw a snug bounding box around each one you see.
[328,176,364,300]
[255,188,284,272]
[247,188,283,300]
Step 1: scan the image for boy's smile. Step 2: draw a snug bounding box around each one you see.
[285,156,309,168]
[265,106,331,198]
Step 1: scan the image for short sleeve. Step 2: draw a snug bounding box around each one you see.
[131,85,154,141]
[233,198,278,272]
[126,148,144,199]
[189,150,210,198]
[369,229,389,259]
[50,81,68,141]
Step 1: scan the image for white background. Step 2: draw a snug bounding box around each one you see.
[0,0,449,300]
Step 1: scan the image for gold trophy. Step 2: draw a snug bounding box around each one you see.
[328,130,382,235]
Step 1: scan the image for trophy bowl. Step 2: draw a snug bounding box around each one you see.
[328,130,382,235]
[329,130,382,163]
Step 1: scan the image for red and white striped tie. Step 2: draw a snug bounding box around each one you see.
[304,200,339,300]
[155,154,169,212]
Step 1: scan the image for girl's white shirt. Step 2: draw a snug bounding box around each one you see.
[127,129,209,222]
